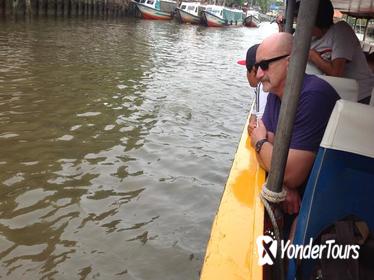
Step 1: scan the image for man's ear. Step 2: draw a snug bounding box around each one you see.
[251,66,257,74]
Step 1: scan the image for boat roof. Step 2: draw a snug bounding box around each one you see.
[180,1,201,6]
[204,4,243,12]
[297,0,374,18]
[332,0,374,17]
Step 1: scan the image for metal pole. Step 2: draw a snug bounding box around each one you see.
[285,0,295,33]
[266,0,319,194]
[266,2,320,276]
[363,18,369,42]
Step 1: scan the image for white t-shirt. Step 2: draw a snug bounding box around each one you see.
[307,21,374,101]
[254,83,268,119]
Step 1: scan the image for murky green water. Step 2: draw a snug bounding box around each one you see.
[0,17,277,279]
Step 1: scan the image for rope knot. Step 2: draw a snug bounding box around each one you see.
[260,182,287,203]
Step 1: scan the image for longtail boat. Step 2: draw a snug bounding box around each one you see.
[176,2,206,24]
[133,0,176,20]
[244,10,261,27]
[202,5,244,27]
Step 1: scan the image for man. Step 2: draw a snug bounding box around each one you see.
[238,44,268,134]
[249,32,340,214]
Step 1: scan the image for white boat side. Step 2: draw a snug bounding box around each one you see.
[177,2,205,24]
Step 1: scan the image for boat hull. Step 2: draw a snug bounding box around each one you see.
[202,11,226,27]
[136,3,172,20]
[176,8,201,24]
[200,104,265,280]
[244,15,260,27]
[202,10,243,27]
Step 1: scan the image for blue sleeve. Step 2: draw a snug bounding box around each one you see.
[261,94,272,132]
[290,90,338,152]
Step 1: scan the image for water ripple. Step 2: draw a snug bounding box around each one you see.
[0,18,278,279]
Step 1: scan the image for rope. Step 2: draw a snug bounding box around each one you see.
[259,182,287,243]
[261,183,287,203]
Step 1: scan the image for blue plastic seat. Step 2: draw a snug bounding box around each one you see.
[287,100,374,280]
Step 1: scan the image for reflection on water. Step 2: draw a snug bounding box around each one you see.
[0,18,277,279]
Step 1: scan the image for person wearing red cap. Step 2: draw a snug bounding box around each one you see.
[238,44,268,135]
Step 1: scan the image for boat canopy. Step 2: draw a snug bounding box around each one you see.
[332,0,374,17]
[205,5,223,17]
[180,1,201,12]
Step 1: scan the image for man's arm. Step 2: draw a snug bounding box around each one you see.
[251,120,315,189]
[309,50,347,76]
[255,141,315,188]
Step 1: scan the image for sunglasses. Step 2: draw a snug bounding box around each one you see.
[254,54,289,71]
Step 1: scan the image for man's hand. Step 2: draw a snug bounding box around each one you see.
[282,187,301,215]
[251,119,267,147]
[308,49,320,64]
[247,115,257,136]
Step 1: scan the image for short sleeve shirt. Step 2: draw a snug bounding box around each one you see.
[309,21,374,100]
[262,74,340,152]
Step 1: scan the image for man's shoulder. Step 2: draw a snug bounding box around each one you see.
[330,21,355,37]
[302,74,331,89]
[301,75,340,100]
[333,20,353,30]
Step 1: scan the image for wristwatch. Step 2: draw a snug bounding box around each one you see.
[255,139,268,153]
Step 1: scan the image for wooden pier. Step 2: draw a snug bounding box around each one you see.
[0,0,137,18]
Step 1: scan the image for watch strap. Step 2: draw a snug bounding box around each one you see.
[255,138,268,153]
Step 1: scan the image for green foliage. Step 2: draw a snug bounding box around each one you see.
[227,0,245,7]
[256,0,269,12]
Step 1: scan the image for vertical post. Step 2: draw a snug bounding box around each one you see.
[12,0,18,18]
[285,0,295,34]
[363,18,369,42]
[25,0,32,17]
[103,0,106,17]
[0,0,5,16]
[35,0,39,16]
[265,0,320,278]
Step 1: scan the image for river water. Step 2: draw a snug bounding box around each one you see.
[0,18,277,279]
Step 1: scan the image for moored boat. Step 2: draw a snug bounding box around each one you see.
[133,0,176,20]
[202,5,244,27]
[244,10,261,27]
[176,2,206,24]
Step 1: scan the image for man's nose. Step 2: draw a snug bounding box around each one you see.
[256,67,264,79]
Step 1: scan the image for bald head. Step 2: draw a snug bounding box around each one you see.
[256,32,293,96]
[257,32,293,59]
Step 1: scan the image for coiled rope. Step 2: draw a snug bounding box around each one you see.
[259,181,287,243]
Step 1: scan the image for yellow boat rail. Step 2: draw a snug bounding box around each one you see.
[201,111,266,280]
